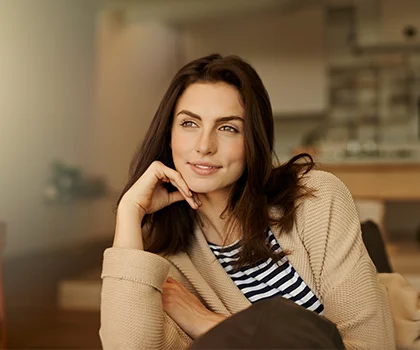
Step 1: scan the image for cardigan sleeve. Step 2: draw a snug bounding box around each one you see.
[304,171,395,350]
[100,247,192,350]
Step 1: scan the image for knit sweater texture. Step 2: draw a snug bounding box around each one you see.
[100,170,419,349]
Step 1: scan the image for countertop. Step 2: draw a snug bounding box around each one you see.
[315,160,420,201]
[318,160,420,172]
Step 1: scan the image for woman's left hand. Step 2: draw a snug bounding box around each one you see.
[162,277,227,339]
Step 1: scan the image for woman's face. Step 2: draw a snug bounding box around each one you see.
[171,82,246,195]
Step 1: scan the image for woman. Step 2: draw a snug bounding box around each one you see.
[100,54,396,349]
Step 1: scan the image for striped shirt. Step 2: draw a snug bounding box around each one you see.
[208,229,324,315]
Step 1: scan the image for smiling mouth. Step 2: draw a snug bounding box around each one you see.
[188,163,222,175]
[193,164,219,169]
[189,162,222,169]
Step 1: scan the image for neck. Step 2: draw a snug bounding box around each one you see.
[196,191,240,246]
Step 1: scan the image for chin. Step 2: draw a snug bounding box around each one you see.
[186,182,219,194]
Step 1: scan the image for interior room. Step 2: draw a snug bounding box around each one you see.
[0,0,419,348]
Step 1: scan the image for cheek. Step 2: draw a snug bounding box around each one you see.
[171,132,193,156]
[231,140,245,163]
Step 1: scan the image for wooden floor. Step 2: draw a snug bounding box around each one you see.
[3,239,110,349]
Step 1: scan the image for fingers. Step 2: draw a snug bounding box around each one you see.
[162,277,188,297]
[167,191,185,206]
[153,162,201,210]
[168,179,198,210]
[162,277,180,298]
[153,161,190,196]
[193,193,202,206]
[163,277,182,289]
[162,277,204,312]
[167,186,199,210]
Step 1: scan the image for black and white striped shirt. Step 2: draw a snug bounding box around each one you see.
[208,229,324,315]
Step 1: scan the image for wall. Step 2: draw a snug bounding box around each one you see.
[88,11,182,239]
[0,0,100,257]
[180,8,326,116]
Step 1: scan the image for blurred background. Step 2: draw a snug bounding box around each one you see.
[0,0,419,348]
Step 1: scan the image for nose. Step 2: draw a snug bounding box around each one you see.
[195,130,217,155]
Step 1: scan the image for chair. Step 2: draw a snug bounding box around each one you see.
[361,220,393,274]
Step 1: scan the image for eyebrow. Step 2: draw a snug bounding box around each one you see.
[176,109,244,123]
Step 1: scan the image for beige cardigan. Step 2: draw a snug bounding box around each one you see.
[100,170,419,349]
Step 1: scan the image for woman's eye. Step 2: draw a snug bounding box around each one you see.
[180,121,197,128]
[220,125,238,133]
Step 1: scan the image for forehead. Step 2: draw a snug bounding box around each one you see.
[174,82,244,117]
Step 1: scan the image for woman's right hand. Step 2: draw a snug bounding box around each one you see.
[120,161,201,216]
[113,161,201,250]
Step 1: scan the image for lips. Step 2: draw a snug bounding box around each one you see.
[194,164,215,169]
[189,162,222,169]
[188,162,222,175]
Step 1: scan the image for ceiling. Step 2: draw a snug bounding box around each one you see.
[102,0,361,25]
[103,0,321,24]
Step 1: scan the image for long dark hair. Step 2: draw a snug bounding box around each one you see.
[117,54,314,269]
